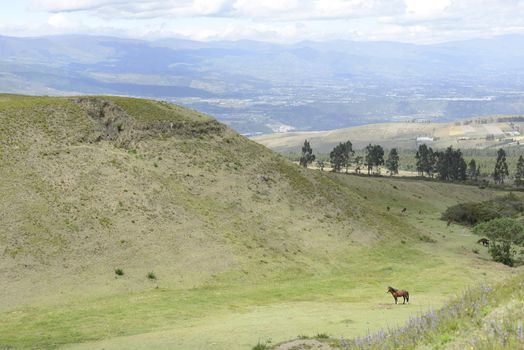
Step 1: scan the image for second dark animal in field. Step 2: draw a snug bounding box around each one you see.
[387,286,410,304]
[477,238,489,246]
[401,208,407,214]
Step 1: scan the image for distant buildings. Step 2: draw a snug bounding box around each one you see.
[416,136,434,146]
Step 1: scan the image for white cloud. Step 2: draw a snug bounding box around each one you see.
[404,0,451,18]
[31,0,125,12]
[47,13,78,28]
[30,0,405,19]
[14,0,524,43]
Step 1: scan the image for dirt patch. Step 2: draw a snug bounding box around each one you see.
[74,97,226,148]
[75,97,137,147]
[374,303,395,309]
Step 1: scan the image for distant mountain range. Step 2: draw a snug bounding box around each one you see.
[2,34,524,133]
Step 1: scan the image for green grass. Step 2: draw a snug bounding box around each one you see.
[0,94,519,350]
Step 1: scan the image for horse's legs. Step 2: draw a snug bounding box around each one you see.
[403,296,406,304]
[394,296,397,304]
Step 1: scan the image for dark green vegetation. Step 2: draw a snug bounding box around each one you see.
[474,218,524,266]
[364,144,385,175]
[385,148,399,175]
[442,194,524,226]
[442,194,524,266]
[291,139,524,191]
[0,94,520,349]
[299,140,315,168]
[494,148,510,184]
[329,141,353,172]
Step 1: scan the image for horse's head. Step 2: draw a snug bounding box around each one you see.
[387,286,394,293]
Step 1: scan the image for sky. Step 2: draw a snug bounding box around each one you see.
[1,0,524,43]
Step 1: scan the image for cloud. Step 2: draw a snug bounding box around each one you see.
[31,0,126,12]
[30,0,405,20]
[47,13,79,28]
[17,0,524,43]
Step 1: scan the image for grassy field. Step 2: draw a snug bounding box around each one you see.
[273,269,524,349]
[0,95,519,349]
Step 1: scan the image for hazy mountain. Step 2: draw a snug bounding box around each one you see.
[1,34,524,133]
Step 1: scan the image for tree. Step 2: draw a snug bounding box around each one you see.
[434,146,467,181]
[386,148,400,175]
[329,141,353,172]
[365,144,385,174]
[515,155,524,187]
[354,156,363,174]
[299,140,315,168]
[474,217,524,266]
[415,144,435,177]
[467,159,478,181]
[493,148,509,184]
[316,160,325,171]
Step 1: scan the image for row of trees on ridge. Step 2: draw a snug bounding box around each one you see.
[299,139,524,185]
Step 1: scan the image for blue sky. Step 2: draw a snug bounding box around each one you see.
[2,1,524,43]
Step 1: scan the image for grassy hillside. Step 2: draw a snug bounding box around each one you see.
[0,95,518,349]
[253,119,524,152]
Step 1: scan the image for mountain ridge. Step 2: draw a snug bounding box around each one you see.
[3,34,524,133]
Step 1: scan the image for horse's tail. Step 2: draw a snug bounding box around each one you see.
[406,291,409,302]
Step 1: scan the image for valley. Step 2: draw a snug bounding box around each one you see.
[0,95,520,349]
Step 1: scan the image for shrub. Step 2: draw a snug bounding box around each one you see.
[442,194,524,226]
[488,241,514,266]
[147,272,157,280]
[442,202,499,226]
[115,268,124,276]
[473,217,524,245]
[316,333,329,339]
[252,342,268,350]
[474,217,524,266]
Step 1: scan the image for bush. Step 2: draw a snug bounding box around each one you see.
[488,241,514,266]
[442,194,524,226]
[115,268,124,276]
[473,217,524,245]
[147,272,157,280]
[474,217,524,266]
[252,342,268,350]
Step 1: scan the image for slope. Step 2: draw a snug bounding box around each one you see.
[0,94,516,349]
[252,119,524,152]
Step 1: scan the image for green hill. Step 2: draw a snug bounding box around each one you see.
[0,95,519,349]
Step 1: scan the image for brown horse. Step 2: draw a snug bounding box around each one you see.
[387,286,409,304]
